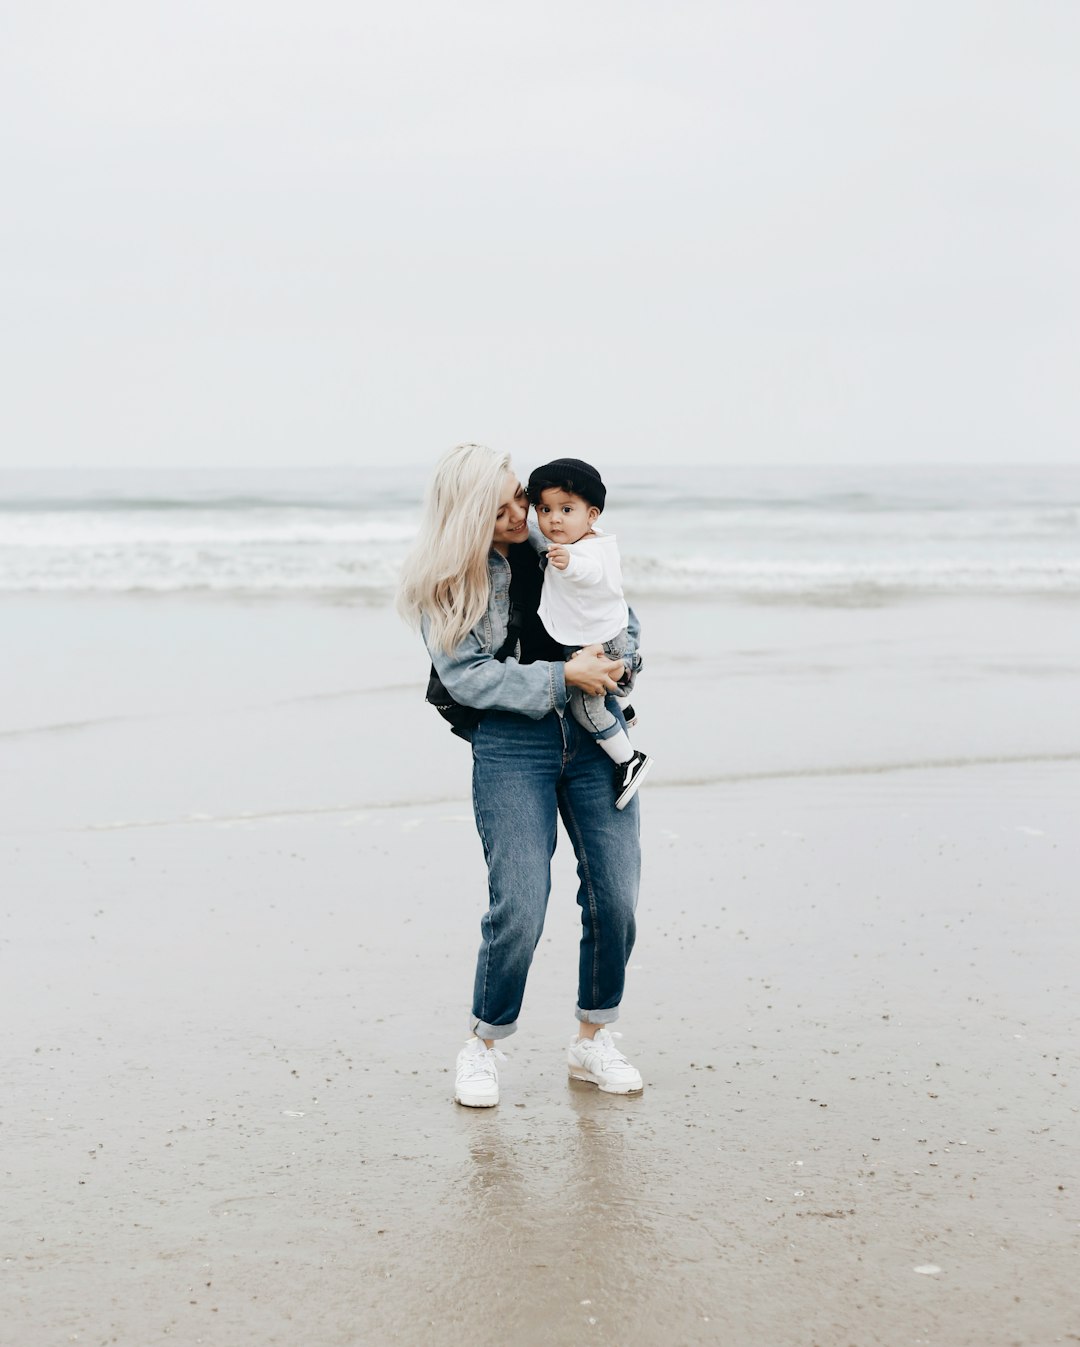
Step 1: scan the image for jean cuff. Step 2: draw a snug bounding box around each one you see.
[471,1016,517,1041]
[575,1006,620,1025]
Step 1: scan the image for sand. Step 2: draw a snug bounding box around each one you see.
[3,593,1079,1345]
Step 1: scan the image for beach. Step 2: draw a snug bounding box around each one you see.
[5,0,1080,1329]
[3,584,1078,1346]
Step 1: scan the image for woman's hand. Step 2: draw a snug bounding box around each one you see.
[564,647,624,696]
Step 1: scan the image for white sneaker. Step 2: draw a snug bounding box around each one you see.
[567,1028,644,1094]
[454,1038,504,1107]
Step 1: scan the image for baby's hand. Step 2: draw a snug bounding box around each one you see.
[546,544,569,570]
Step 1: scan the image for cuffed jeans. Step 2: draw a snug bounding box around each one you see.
[468,706,640,1041]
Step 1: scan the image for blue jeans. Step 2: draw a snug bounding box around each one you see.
[468,707,641,1041]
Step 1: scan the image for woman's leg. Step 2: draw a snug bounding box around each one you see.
[555,709,641,1026]
[469,711,563,1040]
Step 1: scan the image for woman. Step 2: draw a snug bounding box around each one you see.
[398,443,645,1107]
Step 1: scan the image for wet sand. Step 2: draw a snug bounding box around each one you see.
[3,595,1079,1344]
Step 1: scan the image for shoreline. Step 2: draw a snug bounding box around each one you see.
[4,590,1080,837]
[3,747,1077,839]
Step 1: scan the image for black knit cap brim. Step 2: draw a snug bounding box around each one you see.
[526,457,607,511]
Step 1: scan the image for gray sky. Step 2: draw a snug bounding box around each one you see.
[2,1,1078,468]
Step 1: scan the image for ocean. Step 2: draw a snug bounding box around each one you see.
[1,464,1078,601]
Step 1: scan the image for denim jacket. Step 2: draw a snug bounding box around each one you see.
[424,526,641,721]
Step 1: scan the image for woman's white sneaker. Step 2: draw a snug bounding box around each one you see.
[567,1028,644,1094]
[454,1038,504,1107]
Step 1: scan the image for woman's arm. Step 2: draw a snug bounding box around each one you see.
[426,621,623,719]
[428,622,564,719]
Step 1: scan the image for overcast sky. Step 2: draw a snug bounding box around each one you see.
[2,2,1077,468]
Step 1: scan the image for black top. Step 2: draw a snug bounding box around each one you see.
[507,541,564,665]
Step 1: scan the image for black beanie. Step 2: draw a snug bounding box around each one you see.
[526,458,607,512]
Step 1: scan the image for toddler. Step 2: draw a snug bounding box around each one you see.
[526,457,652,810]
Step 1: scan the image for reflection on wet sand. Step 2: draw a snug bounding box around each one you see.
[459,1082,652,1236]
[435,1084,712,1345]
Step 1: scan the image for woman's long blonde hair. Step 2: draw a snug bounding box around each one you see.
[397,442,512,654]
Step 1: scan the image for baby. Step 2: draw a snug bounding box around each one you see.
[526,457,652,810]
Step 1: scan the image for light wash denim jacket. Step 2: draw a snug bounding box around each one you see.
[424,526,641,721]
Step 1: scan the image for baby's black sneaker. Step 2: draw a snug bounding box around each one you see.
[614,750,653,810]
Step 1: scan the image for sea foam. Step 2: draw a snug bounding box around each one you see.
[2,464,1077,601]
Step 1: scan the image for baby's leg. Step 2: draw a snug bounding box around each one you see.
[568,690,634,764]
[564,636,636,764]
[565,633,652,809]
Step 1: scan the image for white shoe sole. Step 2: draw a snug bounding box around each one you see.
[615,755,653,810]
[454,1090,499,1107]
[568,1065,644,1095]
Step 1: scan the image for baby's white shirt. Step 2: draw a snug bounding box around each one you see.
[537,529,629,647]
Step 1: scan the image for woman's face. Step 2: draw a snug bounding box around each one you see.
[491,471,529,553]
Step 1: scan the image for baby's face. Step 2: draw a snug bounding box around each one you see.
[533,488,600,544]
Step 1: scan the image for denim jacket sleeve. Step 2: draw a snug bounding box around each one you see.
[621,605,643,692]
[424,615,568,720]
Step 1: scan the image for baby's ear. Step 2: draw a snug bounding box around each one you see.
[588,506,600,524]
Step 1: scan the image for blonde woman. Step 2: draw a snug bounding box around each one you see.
[398,443,645,1107]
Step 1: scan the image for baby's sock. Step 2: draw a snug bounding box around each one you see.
[597,728,635,765]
